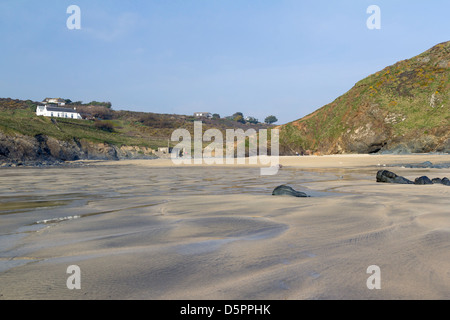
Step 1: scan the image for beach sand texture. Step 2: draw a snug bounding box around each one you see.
[0,154,449,299]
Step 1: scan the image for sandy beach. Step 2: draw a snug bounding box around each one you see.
[0,154,449,299]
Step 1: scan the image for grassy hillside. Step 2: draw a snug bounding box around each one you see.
[279,41,450,155]
[0,98,272,151]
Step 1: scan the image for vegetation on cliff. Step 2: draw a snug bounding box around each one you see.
[279,41,450,155]
[0,98,272,163]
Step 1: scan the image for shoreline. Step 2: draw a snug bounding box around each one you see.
[86,153,450,169]
[1,152,449,169]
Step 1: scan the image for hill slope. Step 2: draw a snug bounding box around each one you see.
[279,41,450,155]
[0,99,271,164]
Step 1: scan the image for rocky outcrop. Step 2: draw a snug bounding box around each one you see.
[0,131,156,166]
[376,170,449,186]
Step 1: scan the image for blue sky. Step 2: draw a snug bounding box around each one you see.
[0,0,449,124]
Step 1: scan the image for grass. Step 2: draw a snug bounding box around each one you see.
[0,106,164,149]
[278,41,450,154]
[0,100,274,152]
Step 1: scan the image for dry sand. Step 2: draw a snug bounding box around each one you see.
[0,154,449,299]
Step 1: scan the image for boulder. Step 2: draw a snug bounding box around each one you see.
[272,185,309,197]
[431,177,450,185]
[440,177,450,186]
[432,177,443,184]
[376,170,414,184]
[414,176,433,185]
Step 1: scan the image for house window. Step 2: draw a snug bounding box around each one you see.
[71,114,74,118]
[51,112,53,117]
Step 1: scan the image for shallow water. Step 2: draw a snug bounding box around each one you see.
[0,164,346,270]
[0,164,349,211]
[0,163,430,256]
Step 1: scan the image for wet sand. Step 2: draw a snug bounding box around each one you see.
[0,154,449,299]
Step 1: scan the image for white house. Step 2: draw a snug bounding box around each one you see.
[43,98,66,106]
[36,105,82,119]
[194,112,212,118]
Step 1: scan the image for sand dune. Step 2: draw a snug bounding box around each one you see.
[0,154,449,299]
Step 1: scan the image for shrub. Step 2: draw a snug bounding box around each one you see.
[234,115,246,124]
[264,115,278,124]
[94,120,115,132]
[75,105,113,120]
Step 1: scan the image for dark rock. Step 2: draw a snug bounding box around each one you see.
[414,176,433,185]
[407,161,449,169]
[392,161,450,169]
[272,185,309,197]
[418,161,433,167]
[376,170,414,184]
[376,170,449,186]
[431,177,450,185]
[432,177,442,184]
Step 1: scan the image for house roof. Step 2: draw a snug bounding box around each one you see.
[45,106,79,113]
[44,98,65,102]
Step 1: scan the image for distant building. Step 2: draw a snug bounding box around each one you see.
[36,105,82,119]
[43,98,66,106]
[194,112,212,118]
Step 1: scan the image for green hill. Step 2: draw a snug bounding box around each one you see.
[0,99,271,164]
[279,41,450,155]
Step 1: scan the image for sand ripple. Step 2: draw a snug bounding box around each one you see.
[0,154,449,299]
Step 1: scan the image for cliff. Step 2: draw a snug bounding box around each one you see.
[279,41,450,155]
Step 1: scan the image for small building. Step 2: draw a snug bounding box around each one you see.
[43,98,66,106]
[194,112,212,118]
[36,105,82,119]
